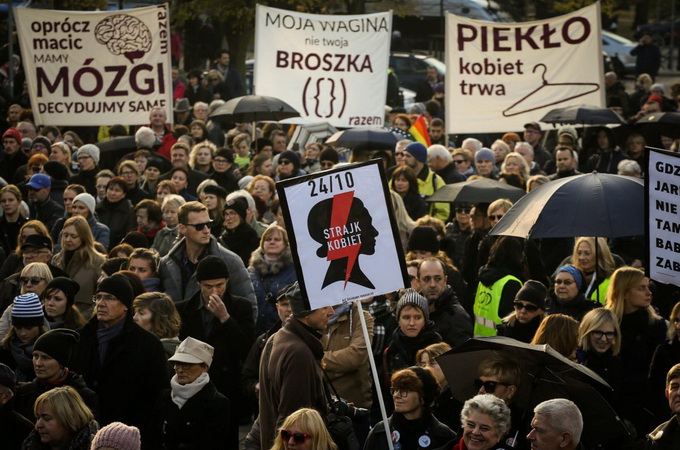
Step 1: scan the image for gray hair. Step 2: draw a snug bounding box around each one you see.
[617,159,641,177]
[135,126,155,149]
[193,101,208,111]
[460,394,512,438]
[427,144,452,163]
[396,139,412,152]
[534,399,583,445]
[462,138,483,152]
[515,141,534,156]
[161,194,186,210]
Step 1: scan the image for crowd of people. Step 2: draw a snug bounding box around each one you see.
[0,41,678,450]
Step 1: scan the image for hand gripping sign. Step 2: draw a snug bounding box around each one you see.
[276,160,408,310]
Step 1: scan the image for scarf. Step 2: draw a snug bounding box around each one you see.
[171,372,210,409]
[96,319,126,366]
[8,336,34,382]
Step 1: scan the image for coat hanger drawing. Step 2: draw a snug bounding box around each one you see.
[502,64,600,117]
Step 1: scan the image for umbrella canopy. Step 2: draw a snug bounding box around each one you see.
[325,128,401,151]
[539,104,627,125]
[425,178,525,204]
[489,172,643,239]
[209,95,300,124]
[438,336,629,447]
[635,112,680,138]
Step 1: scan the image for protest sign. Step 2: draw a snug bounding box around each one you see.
[445,3,604,134]
[277,160,408,309]
[14,4,172,126]
[254,5,392,128]
[647,147,680,287]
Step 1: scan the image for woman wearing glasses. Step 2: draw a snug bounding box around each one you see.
[271,408,337,450]
[158,337,229,450]
[546,265,598,322]
[496,280,547,343]
[52,216,107,319]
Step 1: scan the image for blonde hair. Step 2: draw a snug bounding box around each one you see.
[502,152,531,180]
[21,262,53,286]
[16,220,50,255]
[390,191,416,235]
[34,386,94,433]
[572,237,616,278]
[61,216,106,269]
[189,141,216,169]
[270,408,338,450]
[605,266,660,325]
[578,308,622,355]
[416,342,452,366]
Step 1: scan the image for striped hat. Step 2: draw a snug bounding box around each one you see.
[396,289,429,322]
[11,293,44,327]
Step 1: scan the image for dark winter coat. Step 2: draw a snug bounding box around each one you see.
[496,314,543,343]
[547,292,599,322]
[430,287,472,348]
[219,222,260,267]
[248,247,297,335]
[96,198,136,249]
[402,191,428,221]
[29,197,64,233]
[22,421,98,450]
[69,166,99,197]
[0,214,27,256]
[365,412,456,450]
[70,316,168,447]
[384,322,442,382]
[1,399,33,450]
[649,338,680,423]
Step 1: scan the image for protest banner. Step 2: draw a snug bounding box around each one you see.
[647,147,680,287]
[445,3,604,134]
[254,5,392,128]
[14,4,172,126]
[277,160,408,310]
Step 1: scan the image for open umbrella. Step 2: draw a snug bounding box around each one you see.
[209,95,300,124]
[438,336,630,447]
[635,112,680,138]
[539,104,627,125]
[425,178,525,204]
[325,128,401,151]
[489,172,643,239]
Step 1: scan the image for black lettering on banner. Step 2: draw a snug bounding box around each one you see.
[308,172,355,197]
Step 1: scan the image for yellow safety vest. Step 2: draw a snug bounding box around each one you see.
[590,278,610,305]
[474,275,522,337]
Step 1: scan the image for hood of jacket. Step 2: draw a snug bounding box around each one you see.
[249,246,293,277]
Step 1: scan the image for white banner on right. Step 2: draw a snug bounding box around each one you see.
[647,147,680,287]
[445,3,605,134]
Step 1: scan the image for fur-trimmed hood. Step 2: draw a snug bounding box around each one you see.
[249,246,294,277]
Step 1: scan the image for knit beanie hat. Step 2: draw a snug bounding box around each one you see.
[285,282,314,318]
[651,83,665,94]
[214,148,234,163]
[11,293,44,327]
[121,231,149,249]
[91,422,140,450]
[31,136,51,151]
[396,289,429,322]
[73,193,96,218]
[475,148,494,163]
[203,184,227,200]
[225,197,248,222]
[34,329,79,367]
[43,161,69,181]
[2,127,21,143]
[97,274,134,308]
[556,265,584,291]
[101,257,128,277]
[407,365,439,408]
[196,255,230,282]
[319,147,339,164]
[647,94,664,111]
[408,226,440,254]
[77,144,100,165]
[144,157,164,172]
[557,125,578,143]
[45,277,80,307]
[515,280,547,309]
[279,150,301,171]
[405,142,427,163]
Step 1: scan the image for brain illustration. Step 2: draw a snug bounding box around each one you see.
[95,14,152,63]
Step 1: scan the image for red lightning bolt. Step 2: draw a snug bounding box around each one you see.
[327,191,361,288]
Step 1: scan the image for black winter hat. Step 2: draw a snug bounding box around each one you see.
[121,231,149,249]
[203,184,227,199]
[515,280,547,310]
[45,277,80,307]
[21,234,52,252]
[196,255,230,281]
[408,226,439,254]
[407,366,439,408]
[278,150,301,171]
[225,197,248,223]
[144,158,164,172]
[286,282,313,318]
[43,161,69,181]
[97,274,134,308]
[34,328,80,367]
[319,147,339,164]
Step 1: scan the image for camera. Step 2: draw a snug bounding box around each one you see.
[332,399,368,421]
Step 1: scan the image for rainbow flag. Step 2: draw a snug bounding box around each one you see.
[409,115,431,147]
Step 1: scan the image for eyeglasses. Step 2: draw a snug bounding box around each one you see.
[453,159,465,164]
[120,171,136,176]
[76,155,91,161]
[279,160,292,165]
[456,207,471,214]
[554,279,575,286]
[23,249,50,257]
[591,331,616,341]
[390,387,411,398]
[213,158,228,164]
[488,214,504,221]
[93,294,117,303]
[182,220,214,231]
[223,211,239,218]
[19,276,45,285]
[280,430,312,443]
[474,378,511,393]
[172,362,195,370]
[513,301,540,312]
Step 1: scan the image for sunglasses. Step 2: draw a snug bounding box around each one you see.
[455,207,471,214]
[554,279,575,286]
[183,220,214,231]
[395,151,405,157]
[474,378,510,393]
[513,301,540,312]
[488,214,504,221]
[453,159,465,164]
[279,160,292,165]
[19,276,45,285]
[280,430,312,443]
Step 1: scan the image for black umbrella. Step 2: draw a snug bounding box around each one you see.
[425,178,525,204]
[325,128,401,151]
[489,172,643,239]
[438,336,630,447]
[209,95,300,124]
[635,112,680,138]
[539,104,627,125]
